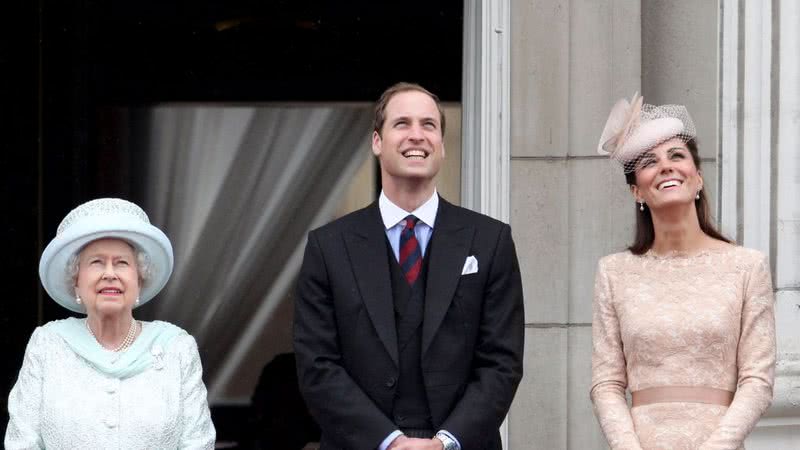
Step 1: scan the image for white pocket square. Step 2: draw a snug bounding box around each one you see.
[461,255,479,275]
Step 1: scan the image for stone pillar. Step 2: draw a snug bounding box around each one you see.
[506,0,640,448]
[718,0,800,447]
[461,0,512,446]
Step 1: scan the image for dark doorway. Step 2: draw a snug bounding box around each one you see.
[1,1,462,446]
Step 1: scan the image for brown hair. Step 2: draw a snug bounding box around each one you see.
[625,139,732,254]
[373,82,446,136]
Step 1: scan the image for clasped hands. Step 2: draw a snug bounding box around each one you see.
[387,435,444,450]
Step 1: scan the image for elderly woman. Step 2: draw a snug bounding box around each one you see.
[5,198,215,449]
[590,94,776,449]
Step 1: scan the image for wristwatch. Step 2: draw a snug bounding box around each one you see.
[434,431,459,450]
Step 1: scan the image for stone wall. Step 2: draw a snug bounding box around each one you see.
[503,0,798,447]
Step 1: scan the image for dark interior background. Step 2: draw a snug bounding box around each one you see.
[1,0,461,445]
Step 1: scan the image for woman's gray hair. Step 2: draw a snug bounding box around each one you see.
[65,240,153,290]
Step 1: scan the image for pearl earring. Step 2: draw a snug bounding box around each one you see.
[135,297,140,306]
[639,201,645,212]
[76,295,82,305]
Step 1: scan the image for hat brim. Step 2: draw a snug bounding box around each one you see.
[39,215,173,314]
[617,117,685,163]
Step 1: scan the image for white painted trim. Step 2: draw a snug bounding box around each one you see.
[462,0,511,224]
[741,0,772,254]
[462,0,512,447]
[461,0,481,212]
[719,0,739,240]
[776,0,800,288]
[771,0,800,437]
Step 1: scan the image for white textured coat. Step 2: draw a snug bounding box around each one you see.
[5,321,215,449]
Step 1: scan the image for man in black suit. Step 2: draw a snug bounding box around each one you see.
[294,82,524,450]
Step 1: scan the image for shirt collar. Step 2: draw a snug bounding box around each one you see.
[378,190,439,230]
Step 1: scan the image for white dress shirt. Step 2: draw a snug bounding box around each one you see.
[379,189,438,260]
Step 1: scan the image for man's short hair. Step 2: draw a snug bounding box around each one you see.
[373,82,446,136]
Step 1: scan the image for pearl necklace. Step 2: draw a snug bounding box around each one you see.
[86,318,139,352]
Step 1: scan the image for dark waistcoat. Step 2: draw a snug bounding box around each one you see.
[387,240,432,432]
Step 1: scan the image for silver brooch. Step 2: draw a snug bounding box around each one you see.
[151,345,164,370]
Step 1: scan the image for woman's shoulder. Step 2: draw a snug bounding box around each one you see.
[19,318,81,355]
[597,251,638,272]
[39,317,80,329]
[143,320,198,351]
[691,243,768,270]
[725,244,767,261]
[145,319,188,335]
[36,317,81,339]
[723,245,770,274]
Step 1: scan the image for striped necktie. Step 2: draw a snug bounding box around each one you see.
[399,215,422,285]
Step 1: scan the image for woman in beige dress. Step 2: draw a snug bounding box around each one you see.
[590,94,776,450]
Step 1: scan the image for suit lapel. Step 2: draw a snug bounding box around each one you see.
[422,198,474,357]
[343,203,399,367]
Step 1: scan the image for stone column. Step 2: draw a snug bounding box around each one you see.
[461,0,512,446]
[718,0,800,447]
[506,1,640,448]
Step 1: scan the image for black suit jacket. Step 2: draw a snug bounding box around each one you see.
[294,197,524,450]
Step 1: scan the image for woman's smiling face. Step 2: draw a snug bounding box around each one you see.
[631,137,703,210]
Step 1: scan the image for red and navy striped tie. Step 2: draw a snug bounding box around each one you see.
[399,215,422,285]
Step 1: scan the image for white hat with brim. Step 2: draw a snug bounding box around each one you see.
[39,198,174,314]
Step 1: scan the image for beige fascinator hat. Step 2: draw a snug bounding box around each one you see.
[598,92,696,173]
[39,198,174,313]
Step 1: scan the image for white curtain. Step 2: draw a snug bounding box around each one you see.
[137,104,372,401]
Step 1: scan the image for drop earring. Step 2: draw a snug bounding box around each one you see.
[76,295,82,305]
[639,201,645,212]
[135,297,140,306]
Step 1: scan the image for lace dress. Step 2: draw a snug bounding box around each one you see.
[5,320,216,449]
[590,247,775,450]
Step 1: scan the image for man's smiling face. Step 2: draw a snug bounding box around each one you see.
[372,90,445,185]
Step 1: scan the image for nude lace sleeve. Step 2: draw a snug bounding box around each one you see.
[699,253,776,450]
[590,259,643,450]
